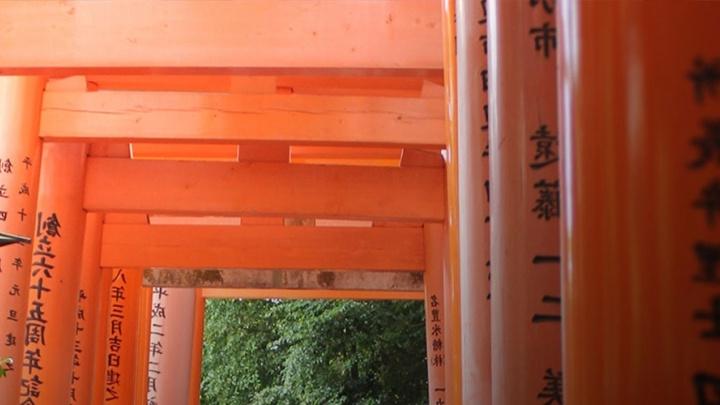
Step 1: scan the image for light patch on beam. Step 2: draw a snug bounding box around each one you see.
[289,146,402,167]
[148,215,242,226]
[130,143,239,161]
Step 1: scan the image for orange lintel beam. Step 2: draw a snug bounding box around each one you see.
[83,158,446,222]
[202,288,424,301]
[40,91,444,147]
[0,1,441,74]
[100,224,424,271]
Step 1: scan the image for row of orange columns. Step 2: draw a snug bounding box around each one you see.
[446,1,720,404]
[0,77,205,404]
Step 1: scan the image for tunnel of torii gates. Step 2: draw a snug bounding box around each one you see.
[0,2,717,405]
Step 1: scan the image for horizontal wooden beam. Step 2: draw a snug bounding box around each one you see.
[100,224,424,271]
[0,1,441,74]
[202,288,424,301]
[144,268,423,291]
[84,159,445,221]
[40,91,444,147]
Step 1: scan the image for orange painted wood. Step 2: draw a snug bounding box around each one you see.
[133,287,152,405]
[400,149,445,168]
[40,91,445,147]
[558,3,720,403]
[86,75,277,94]
[276,76,428,97]
[69,213,105,405]
[440,0,462,401]
[289,146,402,167]
[202,288,424,301]
[90,269,112,405]
[151,288,195,405]
[88,143,130,158]
[237,145,289,163]
[100,268,142,404]
[489,1,562,404]
[0,77,44,403]
[0,1,441,74]
[100,224,425,271]
[187,290,204,405]
[20,143,88,404]
[457,0,492,402]
[424,224,447,405]
[148,215,243,226]
[131,143,239,162]
[83,158,446,222]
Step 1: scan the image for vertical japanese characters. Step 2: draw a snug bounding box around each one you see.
[105,269,127,401]
[69,288,88,403]
[686,56,720,405]
[20,212,60,404]
[1,156,33,378]
[147,287,167,405]
[527,0,562,403]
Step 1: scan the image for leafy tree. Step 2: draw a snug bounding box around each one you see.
[201,299,428,405]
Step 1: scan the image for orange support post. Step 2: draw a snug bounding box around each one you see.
[134,286,152,405]
[187,289,205,405]
[69,213,104,404]
[91,269,112,405]
[101,268,143,403]
[440,0,462,402]
[0,77,44,403]
[147,288,196,405]
[457,0,491,402]
[488,1,562,404]
[424,224,447,405]
[557,3,720,403]
[20,143,88,404]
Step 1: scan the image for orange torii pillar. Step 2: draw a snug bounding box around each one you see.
[440,0,462,402]
[90,268,112,405]
[557,3,720,403]
[424,224,447,405]
[457,0,491,402]
[98,268,143,403]
[147,288,196,405]
[20,143,88,405]
[488,1,562,404]
[0,77,44,403]
[69,213,104,404]
[188,289,205,405]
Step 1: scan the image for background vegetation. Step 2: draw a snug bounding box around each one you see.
[201,299,428,405]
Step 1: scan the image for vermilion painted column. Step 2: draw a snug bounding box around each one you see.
[457,0,491,402]
[489,1,562,404]
[20,143,88,405]
[69,213,104,404]
[101,268,142,403]
[148,288,195,405]
[187,289,205,405]
[424,224,447,405]
[440,0,462,402]
[0,77,44,403]
[134,287,152,405]
[557,3,720,403]
[91,269,112,405]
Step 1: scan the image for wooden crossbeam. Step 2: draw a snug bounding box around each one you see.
[40,91,444,147]
[0,1,442,74]
[100,224,425,270]
[202,289,424,301]
[144,268,424,291]
[84,158,446,221]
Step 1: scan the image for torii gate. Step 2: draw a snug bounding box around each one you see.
[1,2,720,405]
[0,2,455,405]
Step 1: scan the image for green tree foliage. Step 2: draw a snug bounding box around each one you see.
[201,299,428,405]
